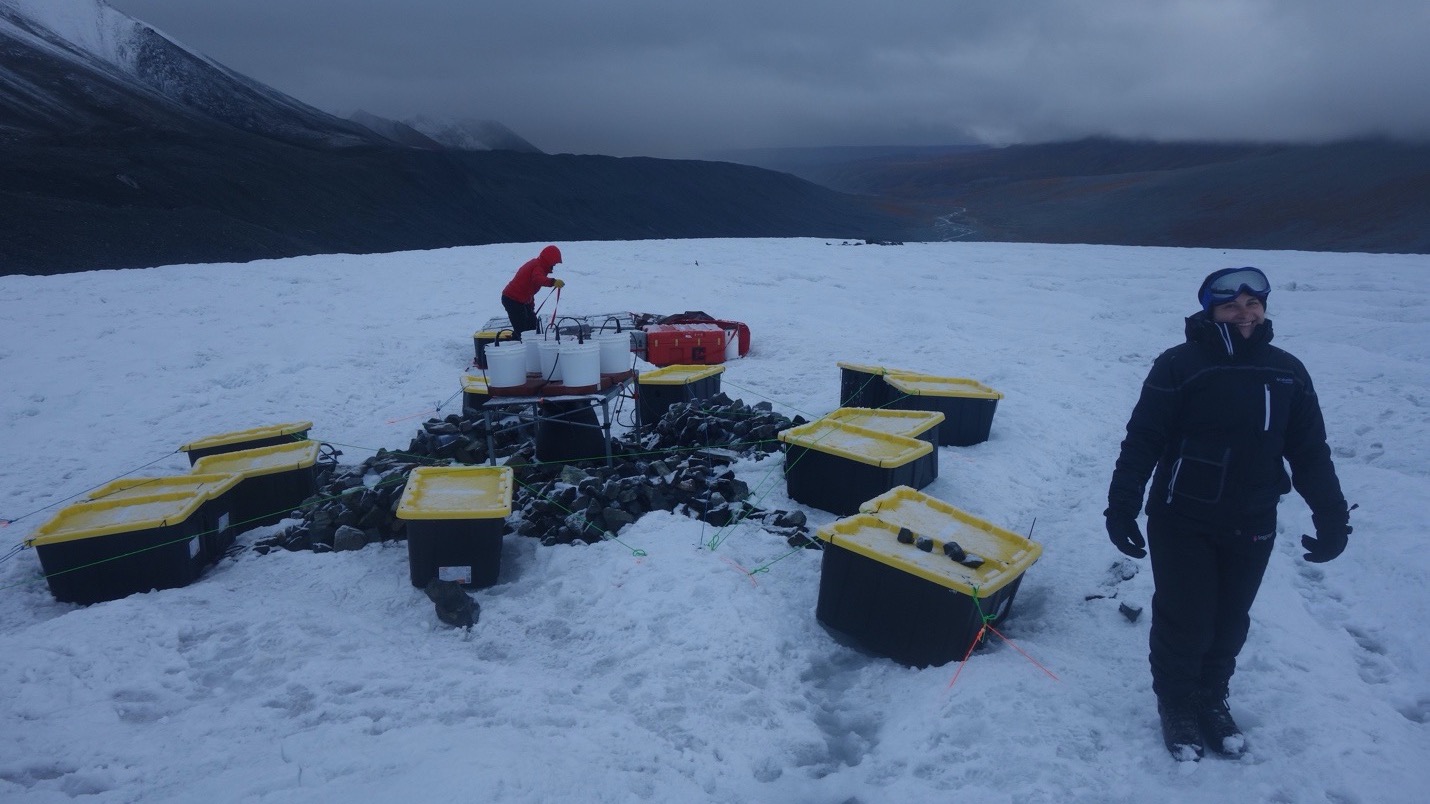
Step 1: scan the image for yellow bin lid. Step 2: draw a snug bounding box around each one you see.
[822,407,945,439]
[192,440,320,479]
[884,373,1003,400]
[638,364,725,386]
[396,465,513,520]
[86,473,243,504]
[817,509,1036,596]
[856,485,1041,592]
[179,421,313,453]
[836,361,900,375]
[777,419,932,468]
[27,491,207,546]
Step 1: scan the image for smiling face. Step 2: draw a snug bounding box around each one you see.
[1211,292,1266,338]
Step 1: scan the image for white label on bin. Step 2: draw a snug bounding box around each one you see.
[438,566,472,585]
[217,512,230,534]
[189,537,201,559]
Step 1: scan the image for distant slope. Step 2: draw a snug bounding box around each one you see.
[0,0,923,274]
[0,131,926,274]
[762,139,1430,254]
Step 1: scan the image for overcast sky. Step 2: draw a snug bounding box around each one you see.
[107,0,1430,158]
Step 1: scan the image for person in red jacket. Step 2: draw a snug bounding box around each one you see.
[501,245,565,336]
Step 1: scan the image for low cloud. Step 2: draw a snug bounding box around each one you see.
[110,0,1430,157]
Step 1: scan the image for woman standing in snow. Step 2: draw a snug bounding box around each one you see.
[501,244,565,336]
[1104,266,1352,761]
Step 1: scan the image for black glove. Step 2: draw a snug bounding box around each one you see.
[1302,514,1352,563]
[1105,512,1147,559]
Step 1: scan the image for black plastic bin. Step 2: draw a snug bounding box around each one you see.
[396,466,513,588]
[179,421,313,466]
[85,473,243,565]
[837,362,899,409]
[883,374,1003,447]
[192,440,320,529]
[815,501,1041,668]
[777,419,933,515]
[28,492,212,604]
[637,364,725,426]
[535,399,607,464]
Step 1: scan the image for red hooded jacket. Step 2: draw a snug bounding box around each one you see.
[501,245,562,304]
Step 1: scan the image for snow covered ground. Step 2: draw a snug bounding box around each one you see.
[2,238,1427,802]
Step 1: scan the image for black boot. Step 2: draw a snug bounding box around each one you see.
[1197,692,1247,758]
[1157,695,1205,761]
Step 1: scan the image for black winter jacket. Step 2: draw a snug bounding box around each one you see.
[1107,314,1347,535]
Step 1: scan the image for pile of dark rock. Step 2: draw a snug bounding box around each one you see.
[254,393,817,555]
[627,394,804,457]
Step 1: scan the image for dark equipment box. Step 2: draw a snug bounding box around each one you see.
[777,419,934,515]
[85,473,243,565]
[192,440,321,529]
[535,399,607,465]
[884,374,1004,447]
[816,491,1042,667]
[28,491,212,605]
[178,421,313,466]
[396,466,513,589]
[636,364,725,426]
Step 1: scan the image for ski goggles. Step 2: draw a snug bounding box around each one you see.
[1199,267,1270,309]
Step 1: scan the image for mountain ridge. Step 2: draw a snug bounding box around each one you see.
[0,0,920,275]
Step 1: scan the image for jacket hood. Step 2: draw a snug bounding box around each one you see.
[539,245,562,267]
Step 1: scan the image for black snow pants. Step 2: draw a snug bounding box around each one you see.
[1147,515,1276,702]
[501,294,539,337]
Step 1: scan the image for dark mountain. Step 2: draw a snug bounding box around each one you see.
[0,1,921,275]
[732,139,1430,254]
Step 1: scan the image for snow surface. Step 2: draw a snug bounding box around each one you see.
[1,239,1427,803]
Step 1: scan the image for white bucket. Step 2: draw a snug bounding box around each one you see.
[724,328,740,362]
[593,331,630,374]
[524,335,544,375]
[485,341,527,388]
[559,340,601,388]
[537,338,563,382]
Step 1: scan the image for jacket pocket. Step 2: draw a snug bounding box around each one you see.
[1166,438,1232,505]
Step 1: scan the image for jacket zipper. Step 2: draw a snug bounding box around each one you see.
[1166,459,1181,504]
[1263,383,1271,431]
